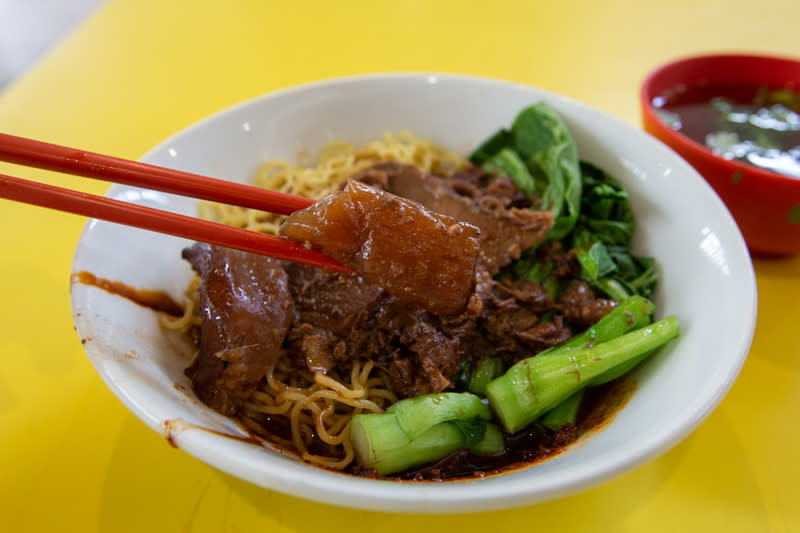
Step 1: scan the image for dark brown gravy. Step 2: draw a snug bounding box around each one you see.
[71,271,184,317]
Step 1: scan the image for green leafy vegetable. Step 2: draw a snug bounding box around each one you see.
[470,105,657,302]
[570,162,657,300]
[469,128,512,166]
[351,420,483,476]
[538,295,655,356]
[470,423,506,456]
[351,104,677,475]
[538,295,657,387]
[514,104,583,239]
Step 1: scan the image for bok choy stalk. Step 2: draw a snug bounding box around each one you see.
[453,357,506,395]
[537,295,654,356]
[535,295,657,430]
[540,294,657,387]
[349,392,503,476]
[486,316,680,434]
[539,389,585,432]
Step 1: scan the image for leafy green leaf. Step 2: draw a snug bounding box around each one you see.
[508,103,583,240]
[510,105,559,159]
[576,241,617,282]
[585,219,633,245]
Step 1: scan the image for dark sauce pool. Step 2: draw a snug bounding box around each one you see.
[653,83,800,178]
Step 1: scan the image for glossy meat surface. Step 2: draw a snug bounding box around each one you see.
[280,179,481,316]
[182,243,293,415]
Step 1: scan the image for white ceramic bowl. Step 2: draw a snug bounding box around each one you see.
[71,73,757,513]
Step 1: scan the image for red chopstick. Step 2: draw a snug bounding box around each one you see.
[0,132,315,214]
[0,133,350,273]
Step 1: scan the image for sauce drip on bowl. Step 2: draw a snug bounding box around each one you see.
[71,271,184,317]
[653,84,800,178]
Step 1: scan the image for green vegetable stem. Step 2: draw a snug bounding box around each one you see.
[486,316,680,434]
[467,357,505,396]
[535,295,657,427]
[471,423,506,456]
[350,392,496,475]
[539,389,585,431]
[539,295,655,356]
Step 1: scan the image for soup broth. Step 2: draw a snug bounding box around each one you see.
[653,83,800,178]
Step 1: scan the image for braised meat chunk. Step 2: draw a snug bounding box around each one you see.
[283,263,385,373]
[182,243,293,415]
[280,179,481,316]
[284,262,477,398]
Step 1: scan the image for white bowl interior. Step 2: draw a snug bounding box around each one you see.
[70,74,757,513]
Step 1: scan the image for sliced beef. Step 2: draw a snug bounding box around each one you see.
[284,263,385,372]
[285,262,384,337]
[516,315,575,352]
[182,243,293,415]
[280,179,481,316]
[373,301,479,398]
[352,162,553,275]
[451,166,533,209]
[284,262,479,398]
[471,267,571,359]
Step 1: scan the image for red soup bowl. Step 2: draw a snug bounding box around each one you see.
[640,53,800,257]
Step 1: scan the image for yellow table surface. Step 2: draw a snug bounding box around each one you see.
[1,0,799,530]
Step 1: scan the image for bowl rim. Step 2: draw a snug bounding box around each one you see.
[639,52,800,187]
[71,71,758,513]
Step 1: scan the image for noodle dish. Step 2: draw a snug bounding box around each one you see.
[70,74,756,512]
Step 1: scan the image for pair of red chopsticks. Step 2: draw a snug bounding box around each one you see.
[0,132,351,273]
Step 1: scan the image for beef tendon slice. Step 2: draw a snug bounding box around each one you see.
[182,243,293,415]
[280,179,481,316]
